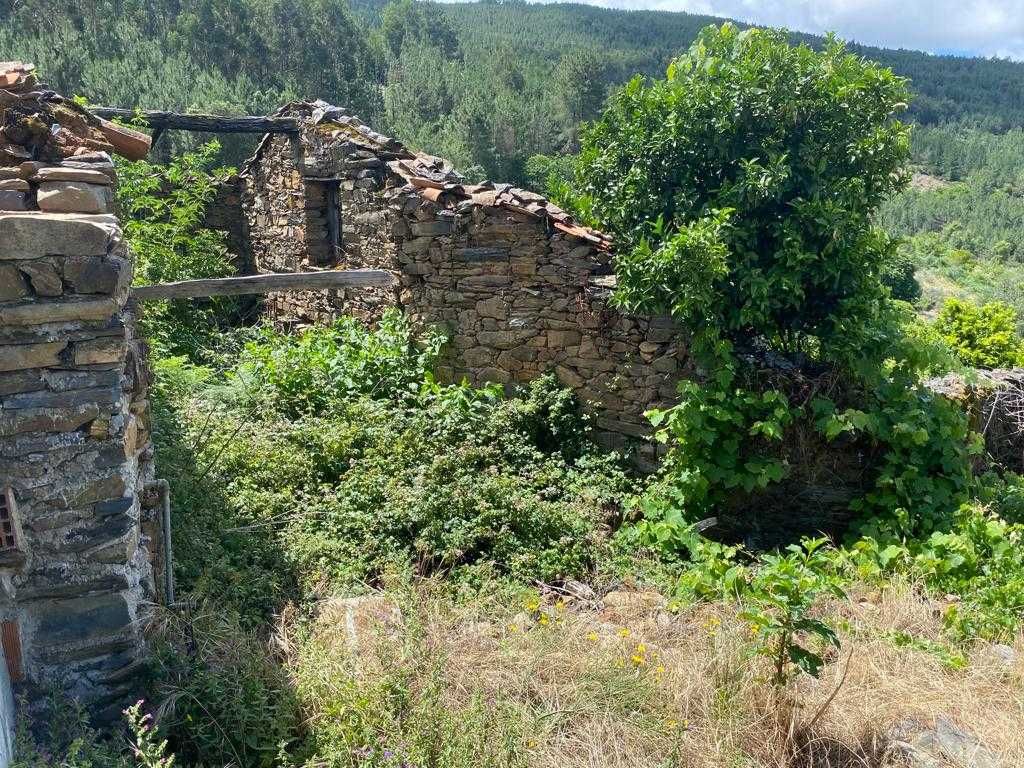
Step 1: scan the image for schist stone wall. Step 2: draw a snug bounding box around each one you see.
[240,104,689,460]
[0,173,156,722]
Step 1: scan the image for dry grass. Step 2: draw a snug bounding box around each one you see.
[281,581,1023,768]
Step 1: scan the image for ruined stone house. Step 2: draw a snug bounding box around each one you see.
[226,101,689,460]
[0,82,689,754]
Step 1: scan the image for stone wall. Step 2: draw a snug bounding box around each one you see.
[241,106,689,461]
[0,165,156,723]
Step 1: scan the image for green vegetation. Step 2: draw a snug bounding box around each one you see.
[576,24,909,355]
[12,696,174,768]
[6,0,1024,181]
[116,141,238,358]
[9,5,1024,766]
[158,321,633,614]
[934,298,1024,368]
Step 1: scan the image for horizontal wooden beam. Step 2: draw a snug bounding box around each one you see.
[132,270,395,301]
[90,108,300,134]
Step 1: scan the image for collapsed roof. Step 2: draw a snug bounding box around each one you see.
[0,61,150,165]
[246,100,612,250]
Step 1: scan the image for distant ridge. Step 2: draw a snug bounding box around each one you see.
[366,0,1024,128]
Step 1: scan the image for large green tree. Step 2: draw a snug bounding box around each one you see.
[575,24,911,356]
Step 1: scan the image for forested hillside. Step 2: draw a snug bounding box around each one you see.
[4,0,1024,173]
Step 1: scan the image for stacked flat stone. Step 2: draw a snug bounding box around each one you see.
[0,154,117,215]
[0,209,154,722]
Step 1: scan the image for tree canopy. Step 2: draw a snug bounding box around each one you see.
[574,24,911,355]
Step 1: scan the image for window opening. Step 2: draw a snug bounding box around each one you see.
[0,490,16,552]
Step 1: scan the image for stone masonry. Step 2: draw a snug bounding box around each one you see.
[0,176,156,719]
[241,102,689,461]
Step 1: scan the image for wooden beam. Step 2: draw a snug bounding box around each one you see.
[90,108,300,135]
[132,270,395,301]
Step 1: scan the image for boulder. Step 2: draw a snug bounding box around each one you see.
[63,256,124,295]
[73,336,124,365]
[0,298,117,326]
[0,264,29,301]
[0,341,67,372]
[32,592,133,648]
[886,717,1002,768]
[18,261,63,297]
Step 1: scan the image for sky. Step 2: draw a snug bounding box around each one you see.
[549,0,1024,60]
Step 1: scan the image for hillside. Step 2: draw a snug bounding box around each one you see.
[4,0,1024,170]
[5,6,1024,768]
[436,0,1024,129]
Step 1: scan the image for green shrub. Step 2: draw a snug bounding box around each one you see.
[621,524,845,685]
[645,370,795,519]
[916,506,1024,640]
[12,694,131,768]
[205,387,627,593]
[123,704,176,768]
[847,502,1024,641]
[881,250,923,303]
[148,606,303,768]
[117,141,238,361]
[816,376,979,538]
[157,322,634,612]
[238,310,446,417]
[566,22,979,564]
[152,356,298,626]
[497,374,593,460]
[574,23,910,355]
[934,297,1024,368]
[11,695,175,768]
[740,538,845,686]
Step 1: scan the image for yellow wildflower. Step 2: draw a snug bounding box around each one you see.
[617,627,631,638]
[586,631,599,642]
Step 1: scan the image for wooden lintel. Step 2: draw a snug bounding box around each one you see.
[90,108,300,134]
[132,270,395,301]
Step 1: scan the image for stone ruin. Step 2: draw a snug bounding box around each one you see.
[0,63,159,741]
[3,61,1024,752]
[230,101,690,463]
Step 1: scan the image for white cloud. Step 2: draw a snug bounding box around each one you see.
[552,0,1024,60]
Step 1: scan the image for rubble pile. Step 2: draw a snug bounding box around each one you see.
[0,62,150,214]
